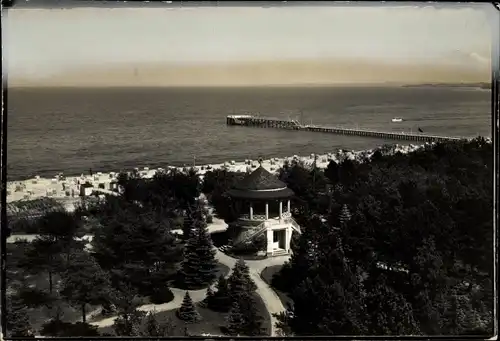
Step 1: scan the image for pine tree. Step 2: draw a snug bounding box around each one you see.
[338,204,352,226]
[226,301,245,336]
[365,274,420,335]
[142,311,175,336]
[111,283,147,336]
[237,291,265,336]
[180,203,217,289]
[36,209,86,264]
[60,252,111,323]
[201,286,215,308]
[177,292,201,323]
[288,233,367,336]
[209,275,231,312]
[227,259,257,303]
[112,309,146,336]
[182,206,194,241]
[19,236,64,294]
[91,196,183,292]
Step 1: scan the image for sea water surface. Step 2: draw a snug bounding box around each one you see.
[7,86,491,180]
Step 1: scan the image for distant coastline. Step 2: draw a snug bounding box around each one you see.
[402,82,491,90]
[6,82,490,90]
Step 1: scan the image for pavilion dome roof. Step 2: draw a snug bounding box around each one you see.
[226,166,294,200]
[234,166,287,191]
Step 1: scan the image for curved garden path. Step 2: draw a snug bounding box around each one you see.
[89,249,290,336]
[9,218,290,336]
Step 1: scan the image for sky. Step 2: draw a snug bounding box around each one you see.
[4,3,497,87]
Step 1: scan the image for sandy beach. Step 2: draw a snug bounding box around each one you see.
[7,144,431,204]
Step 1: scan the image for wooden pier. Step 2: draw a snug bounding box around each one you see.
[226,115,464,143]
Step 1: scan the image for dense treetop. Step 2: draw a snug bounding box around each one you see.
[267,138,494,336]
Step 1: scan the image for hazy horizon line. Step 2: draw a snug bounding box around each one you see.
[7,81,492,90]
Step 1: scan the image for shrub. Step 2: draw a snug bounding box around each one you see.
[40,320,100,336]
[100,302,117,317]
[200,286,215,308]
[208,275,231,312]
[18,287,55,308]
[9,219,40,234]
[149,286,174,304]
[177,292,202,323]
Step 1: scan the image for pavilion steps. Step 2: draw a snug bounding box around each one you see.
[268,249,289,257]
[218,245,233,252]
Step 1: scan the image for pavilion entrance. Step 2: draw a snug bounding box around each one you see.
[272,229,287,250]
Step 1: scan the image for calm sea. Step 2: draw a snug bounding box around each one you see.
[7,86,491,181]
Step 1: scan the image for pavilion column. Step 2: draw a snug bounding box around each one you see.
[265,202,269,220]
[287,199,291,213]
[249,202,253,220]
[279,200,283,219]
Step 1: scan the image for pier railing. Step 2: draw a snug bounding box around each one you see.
[226,115,464,143]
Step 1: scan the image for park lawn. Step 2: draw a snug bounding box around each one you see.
[25,301,102,333]
[7,242,100,333]
[99,293,271,336]
[7,242,64,293]
[260,265,294,309]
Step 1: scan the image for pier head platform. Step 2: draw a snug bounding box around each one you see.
[226,115,464,143]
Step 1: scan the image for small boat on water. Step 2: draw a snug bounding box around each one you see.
[392,117,403,123]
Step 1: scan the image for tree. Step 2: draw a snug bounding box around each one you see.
[110,282,147,336]
[226,301,245,336]
[222,260,264,336]
[116,171,145,202]
[203,169,244,223]
[6,294,33,337]
[60,252,111,323]
[167,168,201,209]
[177,292,201,323]
[179,203,218,289]
[275,138,493,335]
[236,291,265,336]
[91,196,183,294]
[113,309,146,336]
[324,159,340,184]
[227,259,257,303]
[19,236,64,294]
[36,209,86,264]
[182,205,195,241]
[208,275,231,312]
[201,286,215,308]
[364,274,420,335]
[142,311,175,336]
[272,215,326,293]
[17,209,86,295]
[287,234,367,336]
[40,320,100,337]
[338,204,351,226]
[274,309,294,336]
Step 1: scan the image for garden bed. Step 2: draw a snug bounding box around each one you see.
[98,293,272,337]
[260,265,293,308]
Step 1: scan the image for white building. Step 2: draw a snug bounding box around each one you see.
[225,165,301,256]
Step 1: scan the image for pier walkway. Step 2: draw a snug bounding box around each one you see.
[226,115,464,143]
